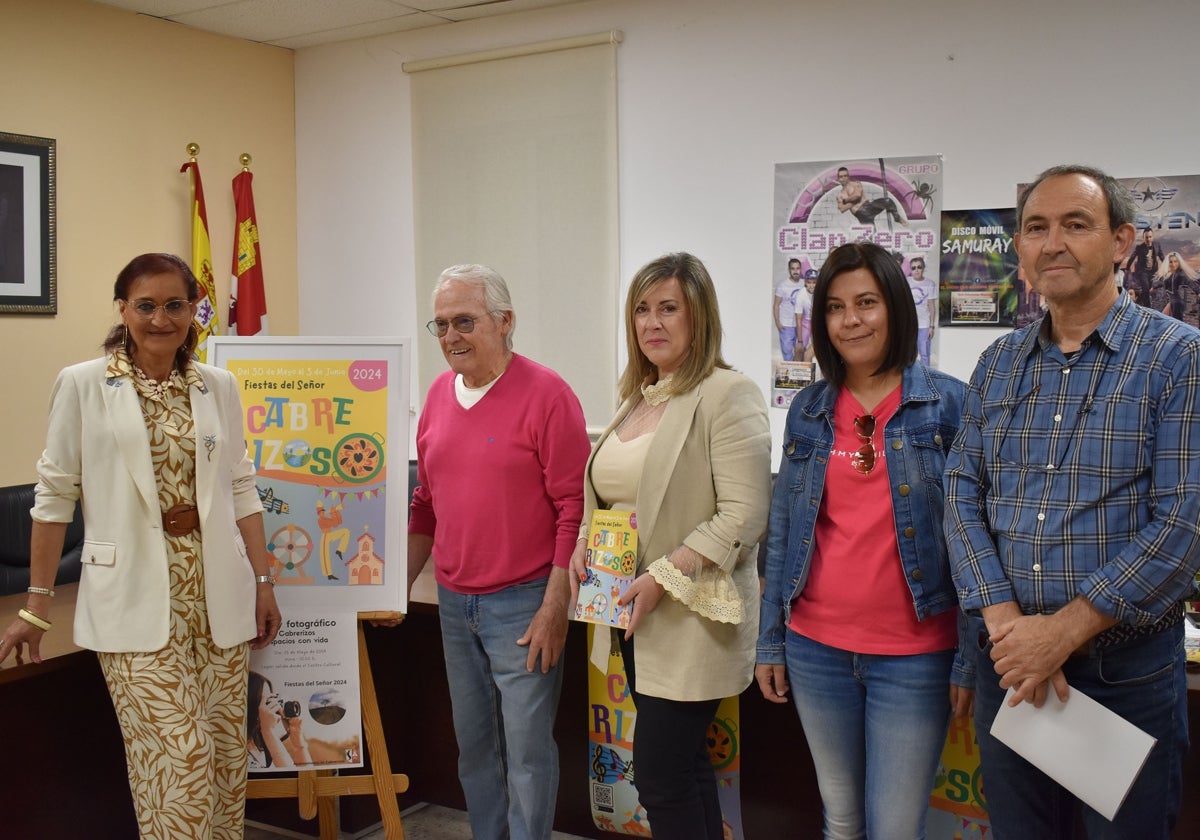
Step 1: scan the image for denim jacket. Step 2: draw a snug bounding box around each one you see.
[756,362,972,686]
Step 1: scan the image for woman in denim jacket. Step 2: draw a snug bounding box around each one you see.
[756,242,973,840]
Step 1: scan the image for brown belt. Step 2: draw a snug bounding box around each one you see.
[162,504,200,537]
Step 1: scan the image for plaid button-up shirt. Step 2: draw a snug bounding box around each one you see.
[945,292,1200,626]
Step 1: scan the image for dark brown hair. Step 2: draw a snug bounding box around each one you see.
[102,253,202,370]
[811,242,918,388]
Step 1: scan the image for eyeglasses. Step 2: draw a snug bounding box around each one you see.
[126,299,193,321]
[851,414,876,475]
[426,315,488,337]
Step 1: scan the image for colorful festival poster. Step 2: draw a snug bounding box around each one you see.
[586,625,744,838]
[928,715,989,824]
[939,208,1020,328]
[210,337,409,613]
[774,155,943,373]
[574,509,638,628]
[248,609,364,773]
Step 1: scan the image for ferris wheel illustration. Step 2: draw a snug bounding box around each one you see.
[581,593,609,622]
[268,523,315,584]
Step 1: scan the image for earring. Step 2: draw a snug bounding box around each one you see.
[123,324,130,350]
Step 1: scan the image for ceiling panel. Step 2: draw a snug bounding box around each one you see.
[91,0,599,47]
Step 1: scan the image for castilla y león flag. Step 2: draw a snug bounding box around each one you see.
[229,169,268,335]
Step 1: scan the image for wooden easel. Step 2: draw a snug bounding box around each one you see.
[247,611,409,840]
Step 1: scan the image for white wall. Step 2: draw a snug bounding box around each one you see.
[294,0,1200,459]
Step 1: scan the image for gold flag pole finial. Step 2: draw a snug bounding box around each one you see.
[186,142,200,161]
[240,153,252,172]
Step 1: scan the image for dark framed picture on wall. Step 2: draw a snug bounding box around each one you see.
[0,131,56,314]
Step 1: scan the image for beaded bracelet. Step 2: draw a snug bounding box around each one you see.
[17,608,52,632]
[27,586,55,598]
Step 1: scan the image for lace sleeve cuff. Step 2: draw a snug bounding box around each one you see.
[647,557,744,625]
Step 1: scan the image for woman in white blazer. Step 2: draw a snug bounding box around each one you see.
[571,253,771,840]
[0,253,281,839]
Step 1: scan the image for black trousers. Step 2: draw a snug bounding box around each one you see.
[619,634,723,840]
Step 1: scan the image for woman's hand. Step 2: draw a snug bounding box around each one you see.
[251,585,282,650]
[258,690,283,731]
[755,663,791,704]
[0,617,45,666]
[568,539,588,605]
[950,684,975,719]
[620,573,665,640]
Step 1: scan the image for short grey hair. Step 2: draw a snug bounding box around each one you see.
[432,263,515,349]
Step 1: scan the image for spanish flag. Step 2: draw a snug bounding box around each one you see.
[180,160,219,360]
[229,169,268,335]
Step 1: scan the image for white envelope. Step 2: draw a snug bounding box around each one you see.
[990,686,1156,821]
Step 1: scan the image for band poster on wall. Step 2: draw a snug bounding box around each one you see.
[938,208,1021,328]
[209,336,410,613]
[772,155,943,402]
[1115,172,1200,328]
[585,625,745,838]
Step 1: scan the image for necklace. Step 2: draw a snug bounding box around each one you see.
[132,364,177,400]
[641,374,676,406]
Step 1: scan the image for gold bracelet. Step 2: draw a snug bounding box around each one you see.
[27,586,55,598]
[17,608,52,632]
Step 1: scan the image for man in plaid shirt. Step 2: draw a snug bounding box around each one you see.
[944,164,1200,838]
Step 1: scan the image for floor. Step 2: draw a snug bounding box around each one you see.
[245,802,593,840]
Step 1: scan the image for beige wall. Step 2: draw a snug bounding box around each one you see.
[0,0,298,484]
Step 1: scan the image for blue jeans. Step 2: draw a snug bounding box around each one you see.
[916,327,931,366]
[438,580,564,840]
[969,614,1188,839]
[785,630,954,840]
[779,326,797,361]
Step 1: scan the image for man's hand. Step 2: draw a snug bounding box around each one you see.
[755,663,790,704]
[517,567,570,673]
[986,597,1114,707]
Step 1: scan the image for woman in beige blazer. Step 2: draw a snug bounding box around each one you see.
[571,252,771,840]
[0,253,281,839]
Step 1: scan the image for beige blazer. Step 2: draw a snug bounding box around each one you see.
[585,368,771,701]
[32,357,264,652]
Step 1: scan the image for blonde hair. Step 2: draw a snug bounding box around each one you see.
[617,252,729,402]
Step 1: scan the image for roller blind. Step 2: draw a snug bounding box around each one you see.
[408,33,620,429]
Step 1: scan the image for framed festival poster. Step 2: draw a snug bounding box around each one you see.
[210,336,410,613]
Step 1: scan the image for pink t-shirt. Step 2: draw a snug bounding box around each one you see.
[789,386,957,654]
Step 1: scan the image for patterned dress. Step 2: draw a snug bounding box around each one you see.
[96,349,250,840]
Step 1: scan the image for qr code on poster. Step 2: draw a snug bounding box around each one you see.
[591,781,615,813]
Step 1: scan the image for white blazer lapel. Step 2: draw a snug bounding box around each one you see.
[190,370,218,523]
[101,370,160,515]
